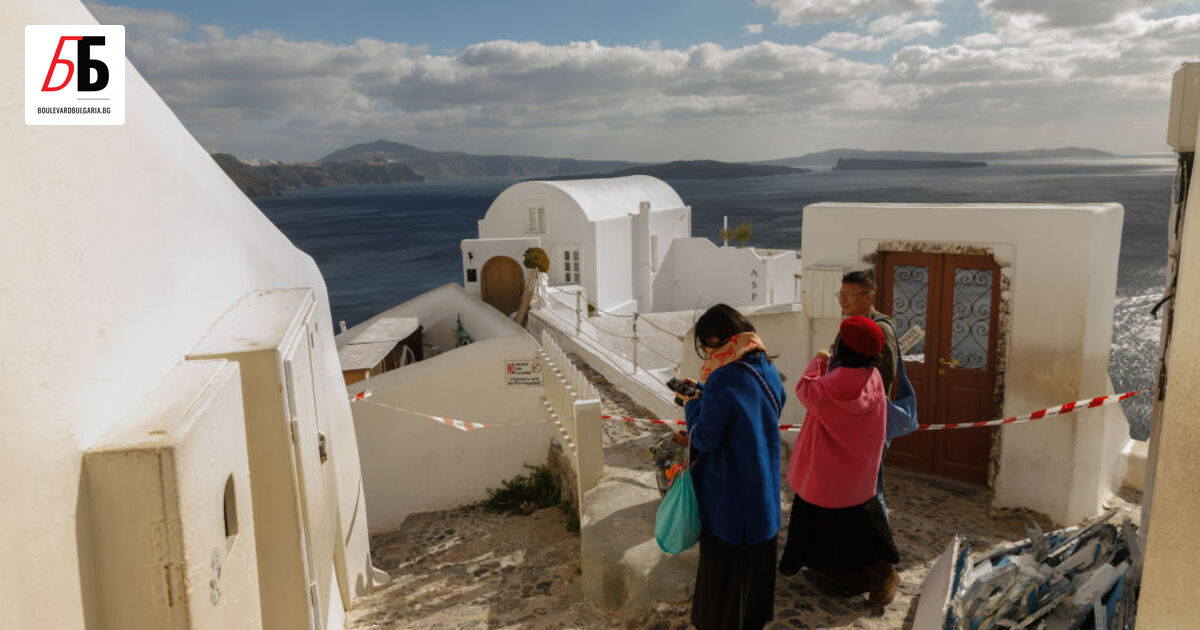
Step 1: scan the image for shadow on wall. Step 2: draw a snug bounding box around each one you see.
[75,466,102,630]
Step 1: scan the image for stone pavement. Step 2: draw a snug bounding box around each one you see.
[346,355,1142,629]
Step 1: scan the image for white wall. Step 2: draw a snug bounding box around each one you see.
[1138,124,1200,628]
[653,239,799,313]
[460,237,541,299]
[352,335,552,530]
[594,217,636,313]
[477,179,691,315]
[478,182,595,292]
[800,202,1127,525]
[337,283,527,357]
[0,1,371,627]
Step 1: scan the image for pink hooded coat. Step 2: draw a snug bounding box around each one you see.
[787,354,886,508]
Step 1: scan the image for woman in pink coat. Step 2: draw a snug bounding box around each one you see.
[779,316,900,610]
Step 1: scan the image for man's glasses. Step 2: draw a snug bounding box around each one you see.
[835,291,871,299]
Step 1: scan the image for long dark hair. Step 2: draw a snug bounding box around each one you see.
[694,303,756,359]
[832,338,882,370]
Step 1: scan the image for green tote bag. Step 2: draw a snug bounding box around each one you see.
[655,455,701,554]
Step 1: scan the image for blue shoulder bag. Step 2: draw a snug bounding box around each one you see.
[875,318,918,439]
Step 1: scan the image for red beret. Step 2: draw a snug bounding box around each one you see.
[840,316,884,356]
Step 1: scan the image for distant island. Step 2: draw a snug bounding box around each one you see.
[211,152,424,197]
[535,160,811,181]
[210,140,1118,197]
[318,140,636,181]
[761,146,1112,168]
[832,158,987,171]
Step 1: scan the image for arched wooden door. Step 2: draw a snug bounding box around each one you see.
[481,256,524,315]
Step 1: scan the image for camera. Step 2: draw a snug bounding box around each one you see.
[667,378,700,406]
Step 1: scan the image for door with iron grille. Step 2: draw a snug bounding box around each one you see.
[878,252,1000,486]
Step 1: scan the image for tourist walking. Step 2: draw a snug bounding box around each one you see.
[677,304,784,630]
[779,316,901,610]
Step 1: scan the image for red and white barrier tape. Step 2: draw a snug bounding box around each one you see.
[915,389,1149,431]
[349,390,489,432]
[350,388,1149,434]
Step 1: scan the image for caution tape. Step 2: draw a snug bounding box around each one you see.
[349,390,490,432]
[915,389,1149,431]
[349,388,1150,435]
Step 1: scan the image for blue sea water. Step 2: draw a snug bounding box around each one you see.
[255,156,1176,438]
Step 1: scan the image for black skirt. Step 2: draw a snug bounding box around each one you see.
[779,494,899,575]
[692,529,777,630]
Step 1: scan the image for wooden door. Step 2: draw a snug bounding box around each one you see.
[880,252,1001,486]
[481,256,525,315]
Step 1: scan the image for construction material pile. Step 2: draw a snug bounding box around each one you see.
[922,510,1142,629]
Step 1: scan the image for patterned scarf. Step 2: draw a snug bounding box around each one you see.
[699,332,767,383]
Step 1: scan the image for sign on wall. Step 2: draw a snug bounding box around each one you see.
[505,358,543,386]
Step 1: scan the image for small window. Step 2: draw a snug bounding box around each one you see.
[466,268,477,283]
[527,206,545,234]
[563,249,580,284]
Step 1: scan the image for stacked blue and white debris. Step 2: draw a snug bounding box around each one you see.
[915,510,1142,630]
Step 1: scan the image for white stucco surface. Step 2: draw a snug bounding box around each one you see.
[337,283,527,357]
[1138,116,1200,627]
[476,176,691,313]
[351,335,552,530]
[800,203,1127,525]
[654,238,800,312]
[1,2,372,627]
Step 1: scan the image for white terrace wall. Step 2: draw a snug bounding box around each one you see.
[338,283,527,355]
[352,335,551,530]
[653,238,800,312]
[800,203,1127,526]
[0,1,371,627]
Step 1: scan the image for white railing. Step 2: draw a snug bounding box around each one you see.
[538,330,603,506]
[537,285,683,386]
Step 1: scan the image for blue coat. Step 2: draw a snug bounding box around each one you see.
[684,351,784,546]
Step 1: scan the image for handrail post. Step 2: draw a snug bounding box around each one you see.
[632,312,639,374]
[575,291,582,335]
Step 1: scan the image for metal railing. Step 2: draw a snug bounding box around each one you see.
[538,330,603,506]
[538,285,683,388]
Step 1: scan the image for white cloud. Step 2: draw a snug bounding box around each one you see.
[814,32,888,51]
[979,0,1187,28]
[891,20,944,40]
[757,0,944,25]
[83,2,1200,160]
[744,23,765,35]
[814,19,943,50]
[868,13,912,34]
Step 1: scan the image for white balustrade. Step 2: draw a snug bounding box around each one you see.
[539,330,603,504]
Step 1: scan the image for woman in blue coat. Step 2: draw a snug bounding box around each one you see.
[678,304,785,630]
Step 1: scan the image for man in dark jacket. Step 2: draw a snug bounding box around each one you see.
[833,270,899,398]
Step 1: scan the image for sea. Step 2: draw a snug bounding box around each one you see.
[255,156,1177,439]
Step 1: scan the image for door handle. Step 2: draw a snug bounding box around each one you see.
[938,358,960,366]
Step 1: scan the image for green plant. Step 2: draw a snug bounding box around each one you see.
[478,465,560,515]
[523,247,550,272]
[559,500,580,533]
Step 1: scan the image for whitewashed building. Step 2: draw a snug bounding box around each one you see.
[796,202,1130,526]
[653,238,801,312]
[462,175,691,315]
[2,2,380,629]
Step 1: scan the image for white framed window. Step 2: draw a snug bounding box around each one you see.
[563,249,580,284]
[527,206,545,234]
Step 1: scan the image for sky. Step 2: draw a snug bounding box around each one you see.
[85,0,1200,162]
